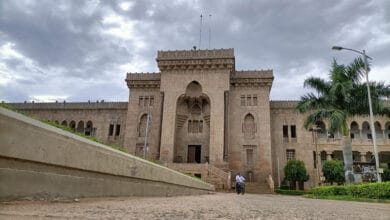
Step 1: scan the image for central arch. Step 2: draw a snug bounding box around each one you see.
[173,81,211,163]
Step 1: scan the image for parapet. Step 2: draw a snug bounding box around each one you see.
[270,100,299,109]
[232,70,273,79]
[230,70,274,87]
[126,72,161,89]
[156,49,235,71]
[157,48,234,60]
[8,102,128,110]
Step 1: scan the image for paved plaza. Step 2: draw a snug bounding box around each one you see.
[1,193,389,219]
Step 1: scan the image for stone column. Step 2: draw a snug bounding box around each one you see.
[209,92,225,166]
[159,91,178,162]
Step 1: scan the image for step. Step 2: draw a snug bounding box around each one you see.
[244,182,273,194]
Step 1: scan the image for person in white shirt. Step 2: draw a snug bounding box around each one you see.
[235,173,245,195]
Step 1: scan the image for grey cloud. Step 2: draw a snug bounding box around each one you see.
[0,0,389,102]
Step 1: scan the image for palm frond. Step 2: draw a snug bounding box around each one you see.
[303,77,330,95]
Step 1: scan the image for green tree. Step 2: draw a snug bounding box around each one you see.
[380,163,390,182]
[322,160,345,185]
[297,58,389,136]
[296,58,390,182]
[284,160,309,190]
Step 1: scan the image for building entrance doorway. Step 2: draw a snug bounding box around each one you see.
[188,145,201,163]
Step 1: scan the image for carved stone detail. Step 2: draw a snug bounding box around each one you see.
[126,73,161,89]
[231,70,274,87]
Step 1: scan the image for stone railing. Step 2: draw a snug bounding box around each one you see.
[165,162,231,190]
[207,164,231,189]
[232,70,273,79]
[126,72,161,80]
[157,49,234,60]
[8,102,128,110]
[270,100,299,109]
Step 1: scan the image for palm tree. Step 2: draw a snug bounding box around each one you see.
[297,57,390,182]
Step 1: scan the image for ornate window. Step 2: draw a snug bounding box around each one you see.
[241,95,245,106]
[138,114,148,137]
[188,120,203,133]
[144,97,149,107]
[246,148,254,168]
[247,95,252,106]
[253,95,258,106]
[139,95,154,107]
[243,113,256,139]
[286,149,295,161]
[150,96,154,106]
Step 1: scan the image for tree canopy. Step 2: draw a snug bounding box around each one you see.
[284,160,309,189]
[296,57,390,135]
[322,160,345,185]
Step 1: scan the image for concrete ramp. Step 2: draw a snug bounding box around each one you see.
[0,107,214,201]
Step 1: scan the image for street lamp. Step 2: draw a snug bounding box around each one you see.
[332,46,381,182]
[310,127,322,185]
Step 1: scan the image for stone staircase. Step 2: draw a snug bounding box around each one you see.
[164,162,231,191]
[244,182,273,194]
[205,164,231,191]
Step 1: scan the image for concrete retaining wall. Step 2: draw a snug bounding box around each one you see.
[0,107,214,201]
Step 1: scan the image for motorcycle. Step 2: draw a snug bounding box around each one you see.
[236,182,245,195]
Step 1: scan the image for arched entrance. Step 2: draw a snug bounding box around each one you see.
[173,81,211,163]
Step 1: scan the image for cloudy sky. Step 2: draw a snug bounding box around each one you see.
[0,0,389,103]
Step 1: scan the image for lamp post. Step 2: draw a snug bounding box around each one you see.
[332,46,381,182]
[310,127,322,185]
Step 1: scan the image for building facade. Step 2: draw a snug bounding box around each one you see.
[10,49,390,189]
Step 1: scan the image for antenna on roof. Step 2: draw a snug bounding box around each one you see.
[199,14,203,49]
[208,14,212,49]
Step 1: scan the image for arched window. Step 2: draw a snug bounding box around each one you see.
[139,114,148,137]
[61,120,68,126]
[385,122,390,139]
[350,121,359,139]
[362,121,371,139]
[315,121,327,138]
[77,121,84,133]
[243,114,256,139]
[69,121,76,132]
[85,121,93,136]
[374,121,382,139]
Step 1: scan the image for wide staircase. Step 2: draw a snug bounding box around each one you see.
[165,162,231,191]
[245,182,273,194]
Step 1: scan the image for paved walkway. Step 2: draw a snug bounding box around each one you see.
[1,193,389,219]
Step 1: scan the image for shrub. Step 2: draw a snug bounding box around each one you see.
[312,182,390,199]
[380,163,390,182]
[275,189,308,196]
[284,160,309,190]
[322,160,345,185]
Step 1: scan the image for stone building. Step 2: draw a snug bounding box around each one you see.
[9,48,390,190]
